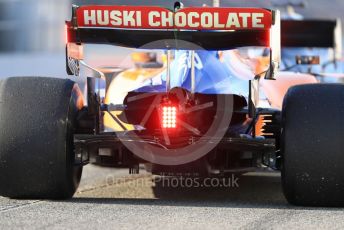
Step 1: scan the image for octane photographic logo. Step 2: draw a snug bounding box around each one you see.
[105,174,240,189]
[111,39,234,166]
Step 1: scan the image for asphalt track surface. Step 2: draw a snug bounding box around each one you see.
[1,55,344,229]
[1,165,344,230]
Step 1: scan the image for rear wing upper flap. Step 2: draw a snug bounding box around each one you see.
[71,5,274,30]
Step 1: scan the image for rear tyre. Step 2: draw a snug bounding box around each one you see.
[0,77,84,199]
[281,84,344,207]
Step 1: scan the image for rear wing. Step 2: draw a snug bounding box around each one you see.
[66,5,280,76]
[281,19,342,59]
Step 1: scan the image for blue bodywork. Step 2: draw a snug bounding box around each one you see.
[136,50,251,97]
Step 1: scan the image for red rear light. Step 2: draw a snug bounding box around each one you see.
[161,106,177,129]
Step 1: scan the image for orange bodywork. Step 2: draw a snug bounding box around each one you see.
[256,72,318,136]
[104,67,166,132]
[261,72,317,110]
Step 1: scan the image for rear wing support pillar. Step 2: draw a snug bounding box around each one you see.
[166,50,172,92]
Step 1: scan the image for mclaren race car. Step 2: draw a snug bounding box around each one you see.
[0,2,344,207]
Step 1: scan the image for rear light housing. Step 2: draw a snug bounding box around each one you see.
[161,106,177,129]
